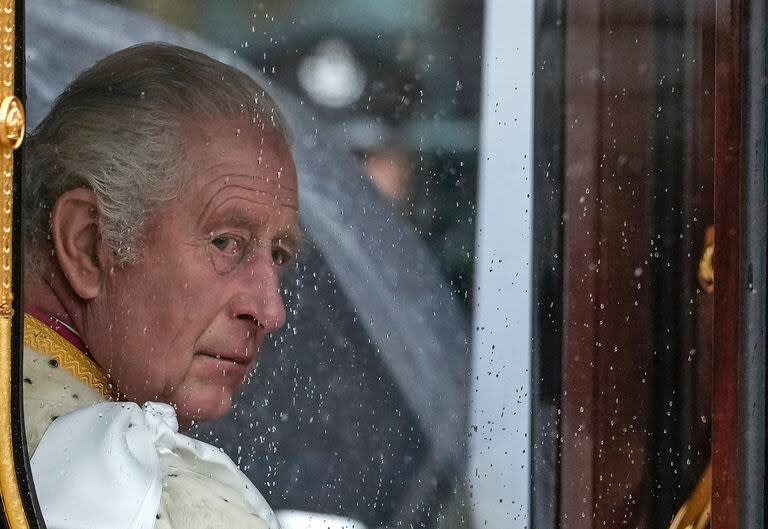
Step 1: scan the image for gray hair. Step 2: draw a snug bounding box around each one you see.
[24,42,289,269]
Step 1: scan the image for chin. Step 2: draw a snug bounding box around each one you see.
[173,391,235,428]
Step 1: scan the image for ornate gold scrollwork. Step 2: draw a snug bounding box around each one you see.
[0,95,21,320]
[0,1,29,529]
[0,96,24,151]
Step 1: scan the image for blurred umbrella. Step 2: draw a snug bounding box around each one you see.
[26,1,471,527]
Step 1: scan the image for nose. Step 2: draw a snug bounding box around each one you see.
[231,252,287,333]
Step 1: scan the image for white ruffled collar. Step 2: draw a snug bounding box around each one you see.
[31,401,278,529]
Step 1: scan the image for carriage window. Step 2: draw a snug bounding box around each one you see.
[24,1,496,528]
[19,0,728,529]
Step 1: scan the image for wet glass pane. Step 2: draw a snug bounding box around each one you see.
[19,0,730,528]
[23,1,507,529]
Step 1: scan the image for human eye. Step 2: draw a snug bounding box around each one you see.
[211,234,244,255]
[271,246,292,266]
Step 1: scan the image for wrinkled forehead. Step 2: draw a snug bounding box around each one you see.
[196,167,300,213]
[179,118,299,205]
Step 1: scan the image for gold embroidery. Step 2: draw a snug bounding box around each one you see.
[23,314,117,399]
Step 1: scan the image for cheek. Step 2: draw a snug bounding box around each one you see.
[151,260,237,350]
[107,245,238,356]
[139,249,214,311]
[103,265,203,355]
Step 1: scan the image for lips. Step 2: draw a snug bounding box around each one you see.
[199,351,253,366]
[196,352,254,384]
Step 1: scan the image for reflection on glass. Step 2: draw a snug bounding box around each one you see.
[532,1,716,529]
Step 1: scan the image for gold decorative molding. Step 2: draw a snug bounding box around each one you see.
[668,463,712,529]
[698,225,714,294]
[0,1,28,529]
[0,96,24,151]
[24,315,116,399]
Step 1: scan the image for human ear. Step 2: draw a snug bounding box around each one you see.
[50,188,110,300]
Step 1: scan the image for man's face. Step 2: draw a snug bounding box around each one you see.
[85,119,300,426]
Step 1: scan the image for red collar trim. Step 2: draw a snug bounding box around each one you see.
[24,306,89,357]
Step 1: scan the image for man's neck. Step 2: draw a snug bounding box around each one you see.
[24,266,86,337]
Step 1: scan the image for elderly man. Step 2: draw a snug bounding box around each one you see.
[21,42,299,529]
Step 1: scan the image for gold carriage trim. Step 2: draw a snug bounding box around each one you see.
[23,314,117,399]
